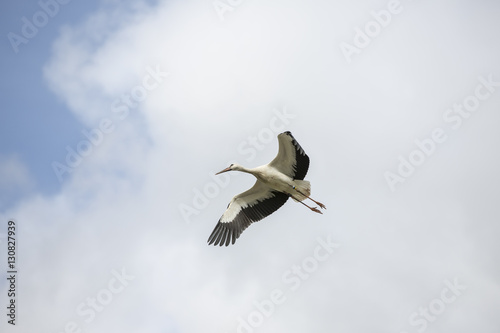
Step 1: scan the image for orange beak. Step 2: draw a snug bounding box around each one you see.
[215,166,232,175]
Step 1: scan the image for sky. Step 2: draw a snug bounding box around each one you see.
[1,0,500,332]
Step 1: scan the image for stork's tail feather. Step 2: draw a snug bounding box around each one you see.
[291,180,311,202]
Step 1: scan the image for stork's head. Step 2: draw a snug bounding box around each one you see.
[215,163,241,175]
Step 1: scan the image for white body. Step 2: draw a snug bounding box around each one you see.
[236,164,311,201]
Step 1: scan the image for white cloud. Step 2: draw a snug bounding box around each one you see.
[2,0,500,332]
[0,155,34,190]
[0,154,35,210]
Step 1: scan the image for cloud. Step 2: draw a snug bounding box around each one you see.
[2,0,500,332]
[0,155,34,190]
[0,154,35,210]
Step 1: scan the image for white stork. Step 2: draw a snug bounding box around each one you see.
[208,131,326,246]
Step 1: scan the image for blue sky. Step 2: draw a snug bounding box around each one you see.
[0,0,101,208]
[1,1,500,332]
[0,0,159,209]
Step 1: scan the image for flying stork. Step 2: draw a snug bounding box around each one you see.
[208,131,326,246]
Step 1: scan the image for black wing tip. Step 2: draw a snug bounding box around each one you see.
[207,192,290,247]
[207,222,238,247]
[280,131,306,154]
[279,131,310,180]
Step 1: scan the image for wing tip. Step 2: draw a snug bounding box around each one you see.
[279,131,305,154]
[279,130,292,138]
[278,131,309,180]
[207,221,239,247]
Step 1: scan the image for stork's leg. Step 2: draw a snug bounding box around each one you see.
[293,188,327,209]
[289,194,323,214]
[311,199,326,210]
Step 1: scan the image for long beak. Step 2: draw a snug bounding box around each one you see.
[215,167,232,175]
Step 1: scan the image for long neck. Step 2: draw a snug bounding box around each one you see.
[236,165,258,176]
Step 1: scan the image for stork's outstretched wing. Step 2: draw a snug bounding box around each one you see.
[268,131,309,180]
[207,180,289,246]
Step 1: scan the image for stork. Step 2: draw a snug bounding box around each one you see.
[208,131,326,246]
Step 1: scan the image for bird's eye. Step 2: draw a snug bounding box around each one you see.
[230,163,234,167]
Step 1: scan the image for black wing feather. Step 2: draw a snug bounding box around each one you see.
[284,131,309,180]
[208,191,289,246]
